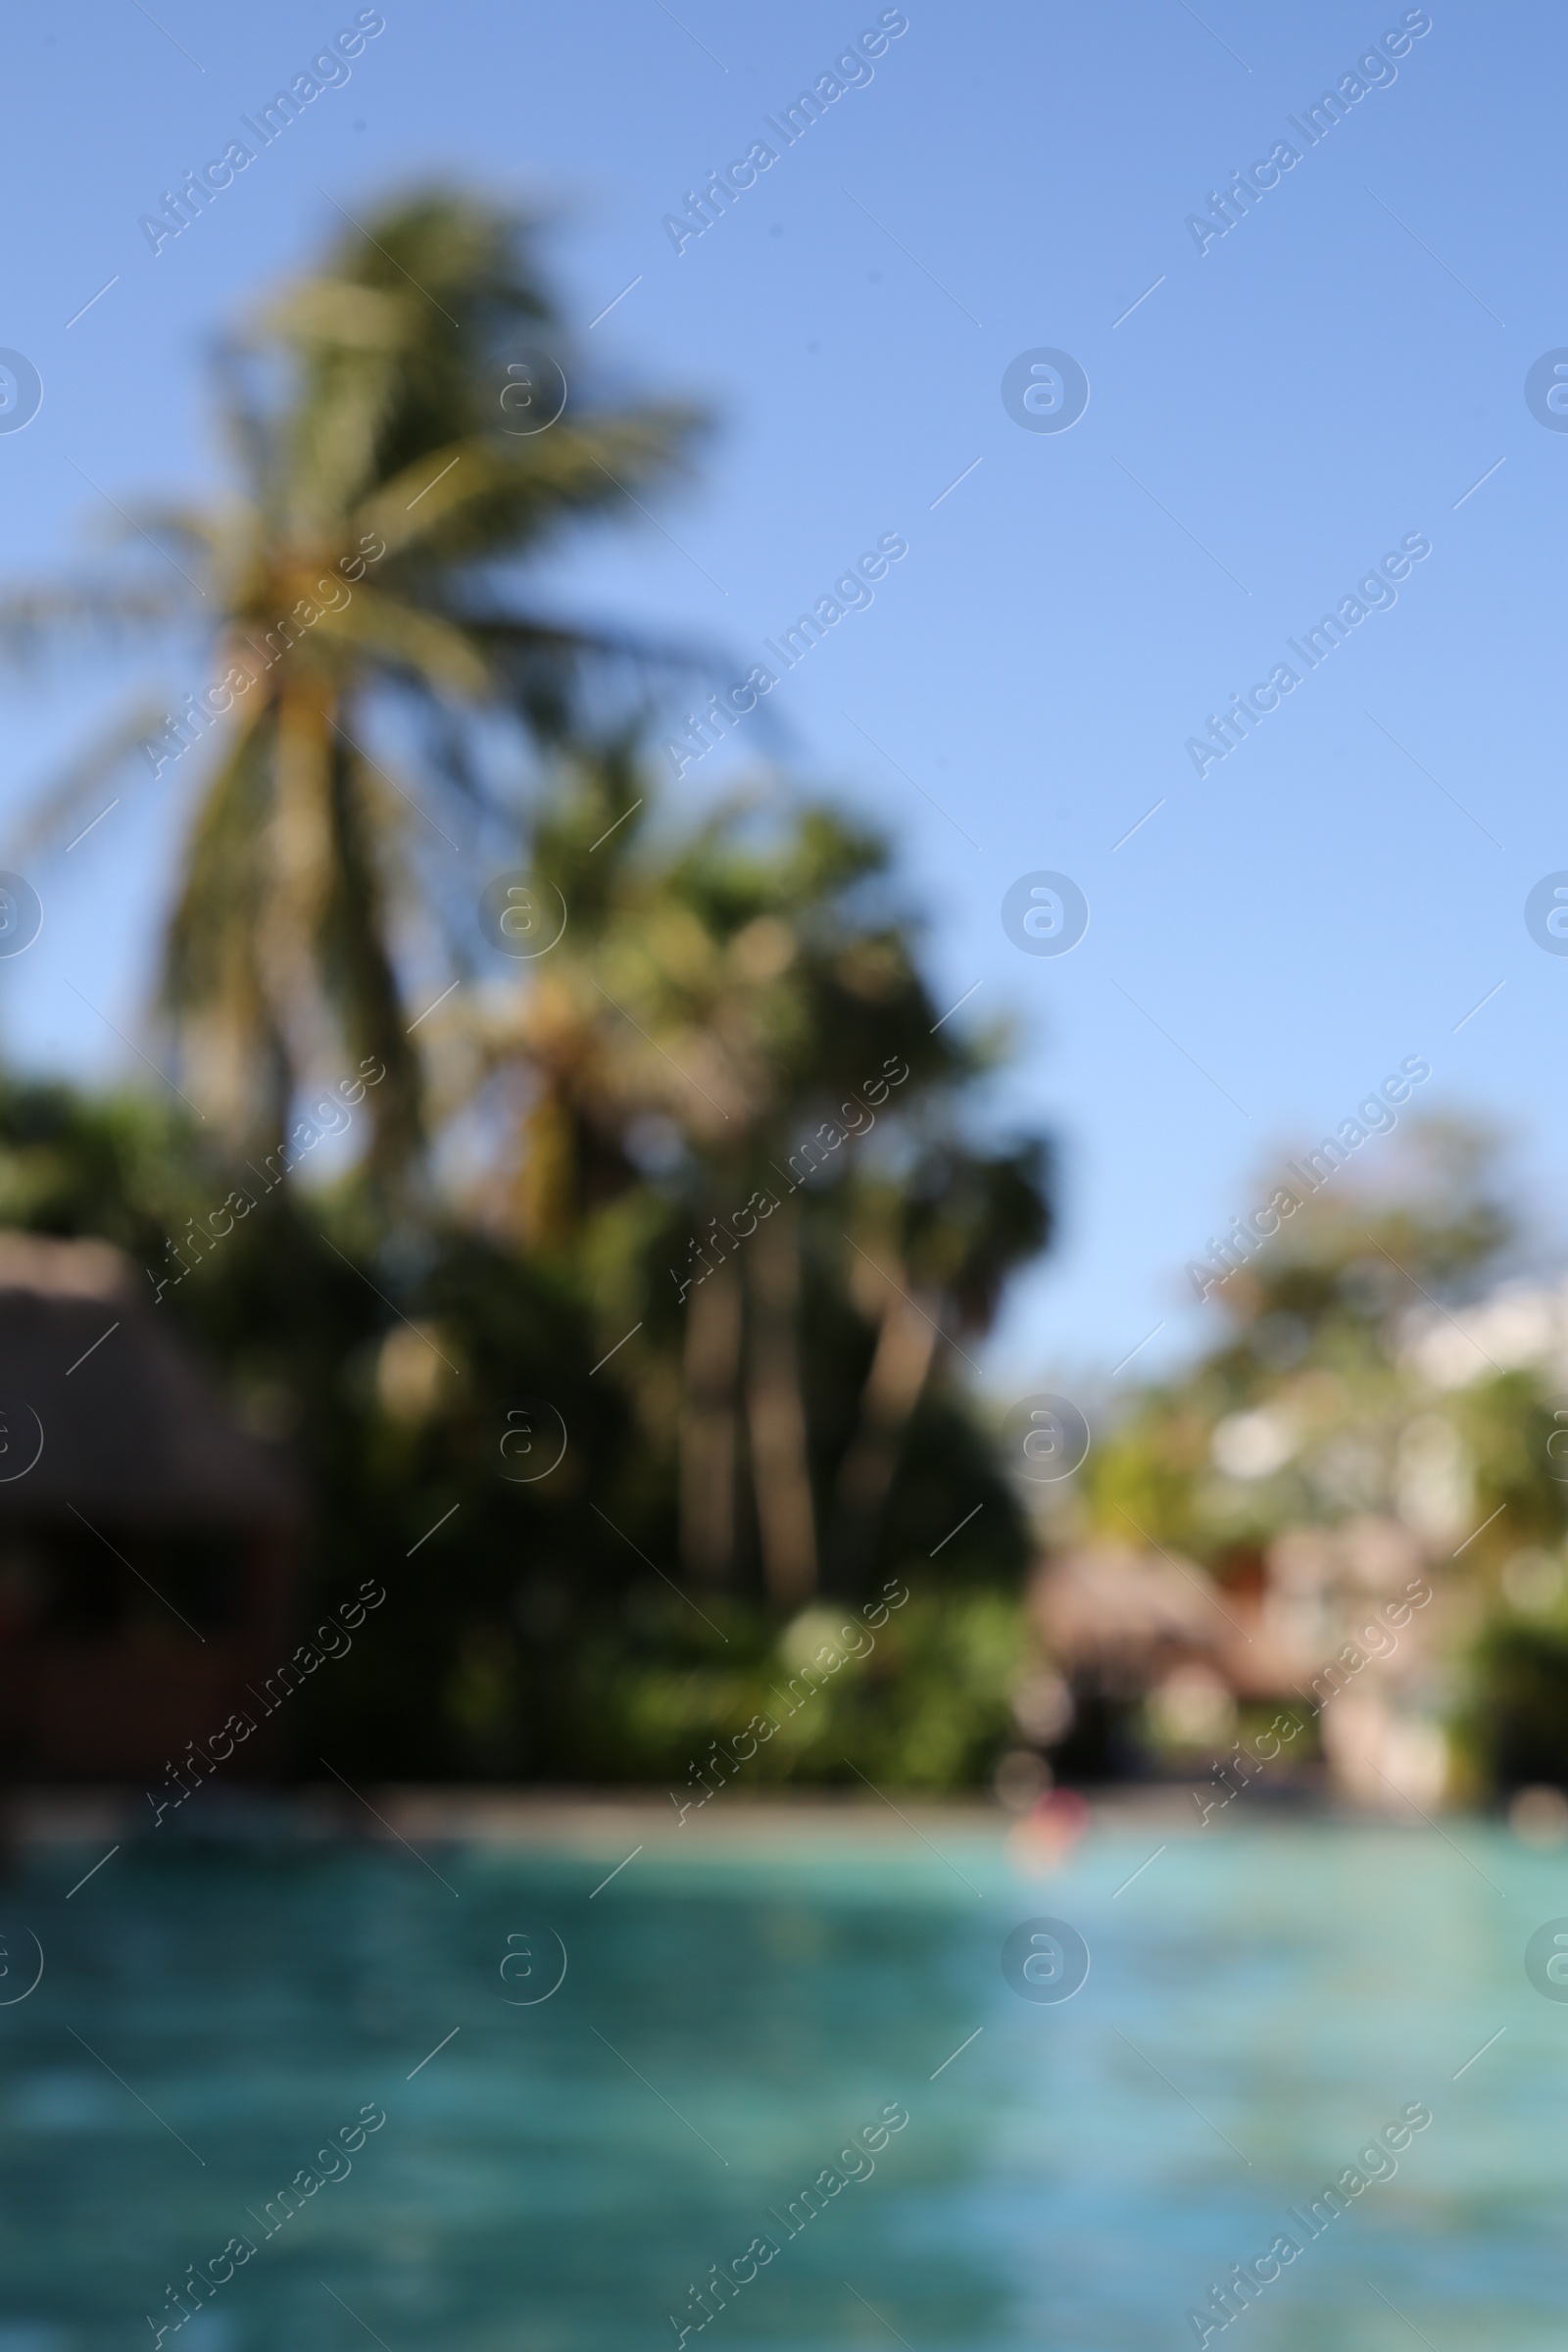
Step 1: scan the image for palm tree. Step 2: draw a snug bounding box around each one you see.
[7,188,700,1179]
[477,749,1053,1602]
[824,1138,1053,1581]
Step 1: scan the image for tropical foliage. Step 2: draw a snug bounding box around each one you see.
[1076,1121,1568,1792]
[10,189,700,1178]
[0,188,1054,1783]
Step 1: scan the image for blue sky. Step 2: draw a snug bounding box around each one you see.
[0,0,1560,1400]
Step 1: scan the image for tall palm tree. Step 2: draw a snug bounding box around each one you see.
[824,1138,1053,1581]
[7,188,700,1178]
[478,750,1052,1602]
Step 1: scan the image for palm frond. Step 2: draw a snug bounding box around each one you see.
[360,406,703,568]
[316,580,493,699]
[9,699,173,857]
[0,581,191,662]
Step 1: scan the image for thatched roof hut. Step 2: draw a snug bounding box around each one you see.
[0,1233,302,1780]
[1031,1540,1229,1687]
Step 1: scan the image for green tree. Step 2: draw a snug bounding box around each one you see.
[478,749,1052,1604]
[1072,1121,1568,1795]
[1084,1119,1528,1574]
[0,186,1057,1787]
[9,188,699,1181]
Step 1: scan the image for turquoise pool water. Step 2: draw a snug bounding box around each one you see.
[0,1810,1561,2350]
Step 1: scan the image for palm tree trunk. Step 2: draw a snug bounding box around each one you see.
[326,737,423,1183]
[744,1206,817,1609]
[825,1281,941,1579]
[680,1251,742,1584]
[515,1085,576,1248]
[261,687,333,1084]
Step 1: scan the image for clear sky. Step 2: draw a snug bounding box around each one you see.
[0,0,1561,1403]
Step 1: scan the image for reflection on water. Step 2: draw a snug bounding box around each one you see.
[0,1813,1558,2349]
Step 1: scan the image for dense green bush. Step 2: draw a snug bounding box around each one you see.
[1463,1618,1568,1793]
[0,1074,1033,1786]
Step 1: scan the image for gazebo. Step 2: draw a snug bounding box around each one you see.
[0,1232,301,1781]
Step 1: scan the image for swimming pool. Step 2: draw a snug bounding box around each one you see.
[0,1803,1557,2349]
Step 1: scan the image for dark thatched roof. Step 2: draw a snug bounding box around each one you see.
[0,1232,301,1530]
